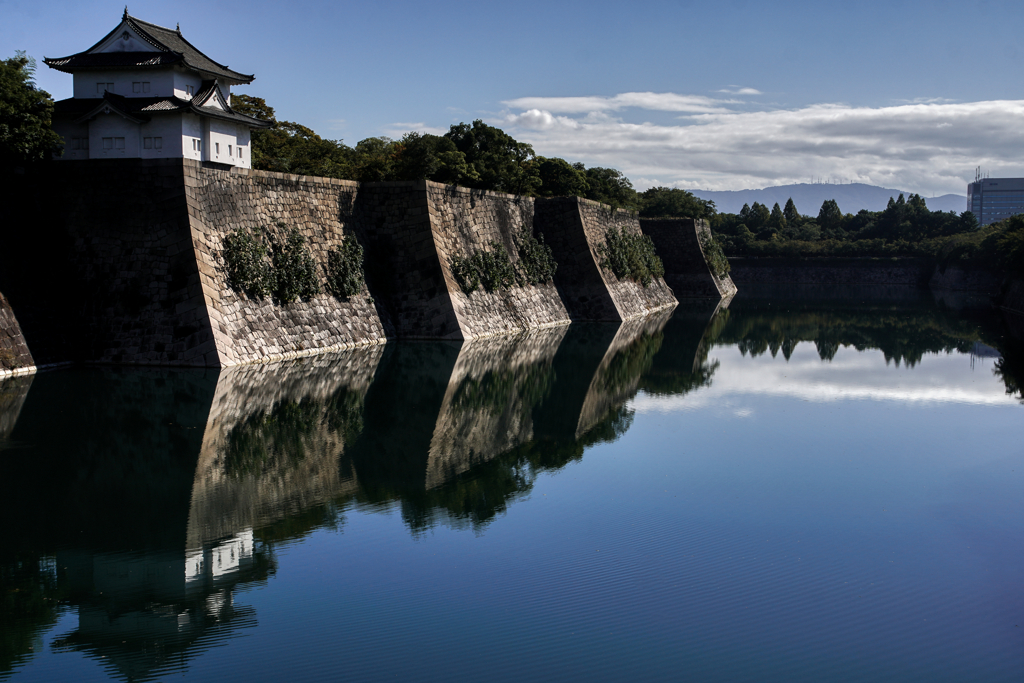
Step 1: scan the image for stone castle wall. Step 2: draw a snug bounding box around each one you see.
[0,291,35,377]
[5,159,731,367]
[427,182,571,338]
[639,218,738,299]
[536,198,677,321]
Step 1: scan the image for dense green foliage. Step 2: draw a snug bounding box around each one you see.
[516,233,558,285]
[233,96,650,207]
[710,193,996,261]
[450,242,517,293]
[638,187,716,219]
[223,227,275,298]
[0,53,63,169]
[326,237,366,299]
[699,229,731,279]
[223,224,322,303]
[450,232,558,294]
[599,226,665,287]
[272,227,321,303]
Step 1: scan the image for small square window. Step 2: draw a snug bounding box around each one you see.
[82,137,89,150]
[238,147,243,158]
[72,138,80,150]
[186,85,194,97]
[97,83,105,94]
[228,144,233,157]
[142,82,150,93]
[154,137,162,149]
[133,82,141,93]
[102,137,113,150]
[114,137,125,149]
[143,137,153,149]
[215,142,220,155]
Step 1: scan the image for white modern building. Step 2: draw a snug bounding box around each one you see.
[45,10,269,168]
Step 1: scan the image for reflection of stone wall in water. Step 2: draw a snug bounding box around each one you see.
[0,375,33,442]
[186,346,383,550]
[426,327,567,488]
[576,308,674,438]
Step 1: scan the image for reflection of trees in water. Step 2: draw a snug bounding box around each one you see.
[224,387,364,478]
[450,361,554,418]
[722,306,987,367]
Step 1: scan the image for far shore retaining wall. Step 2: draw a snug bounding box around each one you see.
[2,159,707,367]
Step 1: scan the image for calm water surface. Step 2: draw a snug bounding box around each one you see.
[2,287,1023,682]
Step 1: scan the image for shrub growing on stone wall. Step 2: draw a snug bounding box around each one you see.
[451,242,517,293]
[699,229,731,280]
[517,232,558,285]
[598,226,665,287]
[327,236,366,299]
[272,227,321,304]
[224,227,275,298]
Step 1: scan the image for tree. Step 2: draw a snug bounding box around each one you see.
[767,202,787,235]
[535,157,589,198]
[392,132,477,186]
[639,187,716,219]
[783,197,800,224]
[0,52,63,170]
[583,166,637,209]
[817,199,843,231]
[233,94,354,178]
[445,120,539,195]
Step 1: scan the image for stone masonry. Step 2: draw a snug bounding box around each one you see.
[537,198,678,321]
[639,218,738,299]
[10,159,741,366]
[0,290,35,377]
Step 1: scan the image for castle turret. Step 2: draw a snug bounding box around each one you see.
[44,10,270,167]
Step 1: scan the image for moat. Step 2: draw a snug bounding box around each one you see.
[2,286,1023,682]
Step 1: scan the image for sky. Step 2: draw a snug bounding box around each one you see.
[5,0,1024,195]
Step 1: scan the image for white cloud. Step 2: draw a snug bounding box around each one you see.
[502,92,736,115]
[630,345,1016,414]
[498,94,1024,195]
[381,122,449,137]
[716,87,763,95]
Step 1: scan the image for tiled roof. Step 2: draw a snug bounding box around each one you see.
[44,12,254,84]
[53,91,271,128]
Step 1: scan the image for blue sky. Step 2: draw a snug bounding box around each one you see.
[6,0,1023,195]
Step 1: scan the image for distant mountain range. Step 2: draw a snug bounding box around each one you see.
[688,183,967,215]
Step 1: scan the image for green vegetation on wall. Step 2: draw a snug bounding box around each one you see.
[223,226,275,298]
[223,224,322,304]
[326,237,366,299]
[598,226,665,287]
[271,227,321,304]
[450,233,558,294]
[699,230,731,279]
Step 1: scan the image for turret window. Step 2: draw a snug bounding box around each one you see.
[186,85,194,97]
[143,137,163,150]
[132,82,151,93]
[96,82,114,94]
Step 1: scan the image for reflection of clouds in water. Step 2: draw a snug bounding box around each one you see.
[632,343,1019,413]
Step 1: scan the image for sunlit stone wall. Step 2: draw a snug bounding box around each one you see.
[426,182,572,337]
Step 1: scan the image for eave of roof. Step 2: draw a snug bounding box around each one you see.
[53,92,272,129]
[44,11,255,85]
